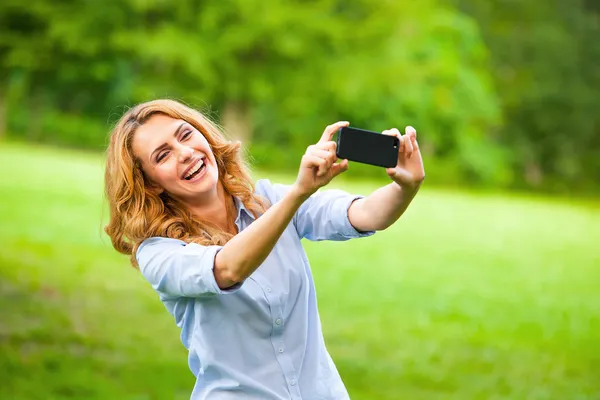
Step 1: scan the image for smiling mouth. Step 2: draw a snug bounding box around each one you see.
[183,158,206,180]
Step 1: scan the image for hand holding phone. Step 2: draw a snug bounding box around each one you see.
[335,126,399,168]
[336,124,425,187]
[293,121,350,198]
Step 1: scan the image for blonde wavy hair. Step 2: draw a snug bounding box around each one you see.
[104,99,267,267]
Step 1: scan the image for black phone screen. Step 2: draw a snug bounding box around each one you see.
[336,126,399,168]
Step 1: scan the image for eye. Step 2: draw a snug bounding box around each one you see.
[181,130,192,140]
[157,151,169,162]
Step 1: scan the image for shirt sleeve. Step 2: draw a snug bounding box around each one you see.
[136,237,243,299]
[258,179,376,241]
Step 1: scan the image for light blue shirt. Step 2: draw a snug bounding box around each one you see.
[137,179,375,399]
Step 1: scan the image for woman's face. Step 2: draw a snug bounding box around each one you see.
[132,114,220,203]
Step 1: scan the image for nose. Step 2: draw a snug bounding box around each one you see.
[178,147,194,163]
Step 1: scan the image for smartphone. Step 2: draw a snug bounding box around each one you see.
[336,126,399,168]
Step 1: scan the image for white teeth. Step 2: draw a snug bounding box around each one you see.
[185,159,204,179]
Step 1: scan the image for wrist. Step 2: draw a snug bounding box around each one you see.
[289,183,312,203]
[392,180,422,194]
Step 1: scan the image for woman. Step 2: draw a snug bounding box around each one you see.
[104,99,424,399]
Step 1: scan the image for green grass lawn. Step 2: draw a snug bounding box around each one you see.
[1,141,599,400]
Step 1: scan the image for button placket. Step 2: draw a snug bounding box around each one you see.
[253,274,301,399]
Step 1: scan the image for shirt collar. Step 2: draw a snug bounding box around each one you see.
[234,196,255,226]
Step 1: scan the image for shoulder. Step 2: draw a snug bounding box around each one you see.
[136,237,187,268]
[138,236,186,252]
[254,178,293,203]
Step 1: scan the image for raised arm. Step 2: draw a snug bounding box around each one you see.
[214,186,305,287]
[215,122,352,287]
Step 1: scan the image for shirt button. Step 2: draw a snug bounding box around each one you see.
[278,348,284,353]
[275,318,282,325]
[290,379,297,386]
[265,287,272,293]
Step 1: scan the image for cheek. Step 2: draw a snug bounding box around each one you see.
[210,156,220,177]
[152,164,176,185]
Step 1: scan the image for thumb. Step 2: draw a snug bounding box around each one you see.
[390,168,413,185]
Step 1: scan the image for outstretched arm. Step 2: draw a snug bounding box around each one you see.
[348,126,425,232]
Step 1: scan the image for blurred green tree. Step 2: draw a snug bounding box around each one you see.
[0,0,54,138]
[449,0,600,191]
[110,0,503,183]
[2,0,518,187]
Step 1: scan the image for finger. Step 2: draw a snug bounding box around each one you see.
[308,147,336,171]
[412,137,420,151]
[319,121,349,144]
[403,134,414,158]
[398,135,406,154]
[382,128,401,139]
[307,147,331,160]
[316,140,337,153]
[315,141,338,162]
[382,128,402,158]
[302,154,326,168]
[302,154,328,176]
[330,159,349,178]
[313,142,338,167]
[406,126,420,151]
[390,129,403,156]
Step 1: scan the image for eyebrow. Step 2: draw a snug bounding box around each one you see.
[149,122,187,162]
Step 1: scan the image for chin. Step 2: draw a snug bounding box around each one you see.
[185,165,219,193]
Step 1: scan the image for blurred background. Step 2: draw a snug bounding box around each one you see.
[1,1,599,399]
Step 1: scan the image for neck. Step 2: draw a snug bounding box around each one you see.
[185,182,237,235]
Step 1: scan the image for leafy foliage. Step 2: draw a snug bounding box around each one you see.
[1,0,598,192]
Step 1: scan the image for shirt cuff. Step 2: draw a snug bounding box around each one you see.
[340,195,376,239]
[191,244,245,295]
